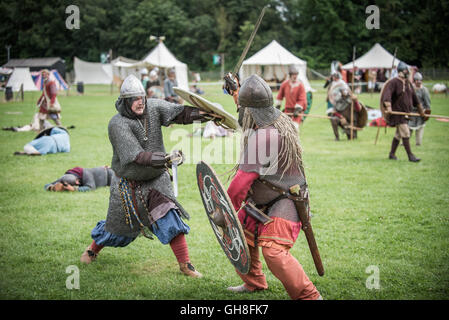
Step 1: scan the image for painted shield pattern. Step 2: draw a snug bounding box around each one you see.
[196,161,250,274]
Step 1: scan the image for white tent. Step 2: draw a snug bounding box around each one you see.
[111,56,140,81]
[341,43,404,70]
[139,42,188,90]
[6,68,38,91]
[73,57,113,84]
[239,40,313,92]
[112,42,189,90]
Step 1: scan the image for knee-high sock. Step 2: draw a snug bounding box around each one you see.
[170,233,190,263]
[90,241,104,253]
[402,137,414,158]
[390,137,400,156]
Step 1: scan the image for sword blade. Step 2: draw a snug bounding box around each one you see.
[172,162,178,197]
[232,5,268,75]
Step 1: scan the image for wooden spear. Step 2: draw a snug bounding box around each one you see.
[386,111,449,119]
[285,113,364,129]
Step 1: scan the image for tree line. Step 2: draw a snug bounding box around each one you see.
[1,0,448,74]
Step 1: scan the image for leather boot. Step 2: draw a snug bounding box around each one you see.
[80,245,98,264]
[402,138,420,162]
[179,262,203,278]
[389,138,400,160]
[330,118,340,141]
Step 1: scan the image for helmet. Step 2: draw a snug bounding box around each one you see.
[288,65,299,75]
[238,75,280,127]
[119,75,145,98]
[414,72,423,81]
[60,174,78,185]
[140,68,148,75]
[238,74,273,109]
[397,61,408,72]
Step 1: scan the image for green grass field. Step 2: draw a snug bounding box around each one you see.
[0,81,448,300]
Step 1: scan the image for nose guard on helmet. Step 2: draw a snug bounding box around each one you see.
[238,75,281,127]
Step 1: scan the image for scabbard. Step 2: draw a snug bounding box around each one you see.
[293,199,325,276]
[257,179,325,276]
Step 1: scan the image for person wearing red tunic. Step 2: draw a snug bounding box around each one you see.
[227,75,322,300]
[36,69,62,130]
[274,66,307,128]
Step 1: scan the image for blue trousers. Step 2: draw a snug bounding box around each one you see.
[91,209,190,247]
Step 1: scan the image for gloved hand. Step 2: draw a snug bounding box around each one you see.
[150,151,169,168]
[340,117,348,126]
[293,105,304,117]
[223,72,239,95]
[166,150,185,167]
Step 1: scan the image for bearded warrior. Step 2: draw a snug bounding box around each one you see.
[80,75,213,277]
[226,75,322,300]
[381,62,425,162]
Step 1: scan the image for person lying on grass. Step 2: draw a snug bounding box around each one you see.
[13,126,70,156]
[44,166,113,192]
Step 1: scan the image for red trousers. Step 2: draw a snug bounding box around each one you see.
[236,242,320,300]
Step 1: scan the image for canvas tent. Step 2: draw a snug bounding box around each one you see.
[239,40,313,92]
[31,69,68,91]
[111,56,140,84]
[112,42,189,90]
[3,57,66,79]
[6,68,38,91]
[73,57,113,85]
[341,43,405,70]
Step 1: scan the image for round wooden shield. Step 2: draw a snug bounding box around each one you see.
[196,161,250,274]
[328,81,350,106]
[174,87,240,130]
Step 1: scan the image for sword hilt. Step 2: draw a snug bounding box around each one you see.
[223,72,240,106]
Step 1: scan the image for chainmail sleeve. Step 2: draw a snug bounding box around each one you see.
[153,98,185,127]
[108,115,144,166]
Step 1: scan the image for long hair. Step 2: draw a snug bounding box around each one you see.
[229,108,303,180]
